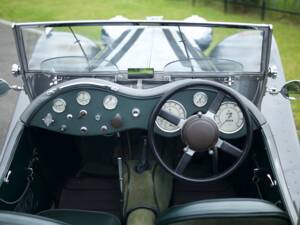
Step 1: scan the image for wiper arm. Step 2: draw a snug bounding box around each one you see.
[177,25,194,72]
[68,26,92,71]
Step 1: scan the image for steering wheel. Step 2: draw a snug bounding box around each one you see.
[148,80,253,183]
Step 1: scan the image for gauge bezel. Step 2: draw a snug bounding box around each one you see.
[214,101,244,134]
[155,100,187,133]
[103,95,118,110]
[76,91,91,106]
[193,91,208,107]
[52,98,67,113]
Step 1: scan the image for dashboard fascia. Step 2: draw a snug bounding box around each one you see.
[26,79,248,139]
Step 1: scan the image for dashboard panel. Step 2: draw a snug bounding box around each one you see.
[28,80,247,139]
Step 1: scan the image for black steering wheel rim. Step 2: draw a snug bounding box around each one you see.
[148,79,253,183]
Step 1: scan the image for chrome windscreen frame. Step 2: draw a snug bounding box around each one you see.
[11,20,273,100]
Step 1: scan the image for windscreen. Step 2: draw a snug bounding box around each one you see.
[20,23,265,74]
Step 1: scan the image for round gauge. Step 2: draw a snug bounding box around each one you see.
[76,91,91,106]
[52,98,66,113]
[214,101,244,134]
[103,95,118,110]
[156,100,187,133]
[193,92,208,107]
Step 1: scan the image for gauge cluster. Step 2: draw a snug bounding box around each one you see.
[214,102,244,134]
[31,87,245,138]
[156,100,186,133]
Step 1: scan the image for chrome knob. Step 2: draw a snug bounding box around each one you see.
[132,108,140,118]
[80,126,88,134]
[79,110,87,118]
[100,125,108,133]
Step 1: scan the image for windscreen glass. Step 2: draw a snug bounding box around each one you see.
[21,24,264,74]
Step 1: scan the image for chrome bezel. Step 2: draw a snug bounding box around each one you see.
[214,101,244,134]
[52,98,66,113]
[76,91,91,106]
[155,100,187,133]
[193,91,208,107]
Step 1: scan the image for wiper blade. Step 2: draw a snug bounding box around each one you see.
[68,26,92,71]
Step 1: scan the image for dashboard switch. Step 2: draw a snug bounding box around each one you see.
[67,114,73,120]
[111,113,123,128]
[80,126,88,134]
[101,125,108,133]
[60,125,67,132]
[132,108,140,118]
[79,110,88,118]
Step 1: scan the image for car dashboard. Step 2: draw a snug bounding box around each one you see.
[26,79,248,140]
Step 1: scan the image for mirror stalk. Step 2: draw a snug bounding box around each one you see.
[9,85,23,91]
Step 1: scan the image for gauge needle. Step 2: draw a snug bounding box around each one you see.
[220,120,228,127]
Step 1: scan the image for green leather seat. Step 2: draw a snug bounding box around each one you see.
[38,209,121,225]
[0,211,69,225]
[156,198,290,225]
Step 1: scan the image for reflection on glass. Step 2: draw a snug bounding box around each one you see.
[281,80,300,100]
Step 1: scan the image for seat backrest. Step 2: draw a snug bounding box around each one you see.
[156,198,290,225]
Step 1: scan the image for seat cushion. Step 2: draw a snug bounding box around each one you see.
[38,209,121,225]
[156,198,290,225]
[0,211,69,225]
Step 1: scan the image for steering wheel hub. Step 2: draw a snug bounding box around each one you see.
[181,114,219,152]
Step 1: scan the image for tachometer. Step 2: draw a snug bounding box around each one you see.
[214,101,244,134]
[52,98,66,113]
[76,91,91,106]
[156,100,186,133]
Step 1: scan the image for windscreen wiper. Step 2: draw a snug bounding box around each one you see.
[68,26,92,71]
[177,25,194,72]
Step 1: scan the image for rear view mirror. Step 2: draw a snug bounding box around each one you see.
[0,79,10,96]
[281,80,300,100]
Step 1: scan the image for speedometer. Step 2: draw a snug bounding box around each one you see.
[156,100,186,133]
[214,101,244,134]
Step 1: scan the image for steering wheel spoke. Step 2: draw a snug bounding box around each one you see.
[159,109,185,127]
[216,139,243,158]
[208,91,225,114]
[175,147,195,174]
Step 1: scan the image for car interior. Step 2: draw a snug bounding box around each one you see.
[0,78,292,225]
[0,21,294,225]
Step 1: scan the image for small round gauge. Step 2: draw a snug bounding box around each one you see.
[103,95,118,110]
[214,101,244,134]
[76,91,91,106]
[156,100,186,133]
[193,92,208,107]
[52,98,66,113]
